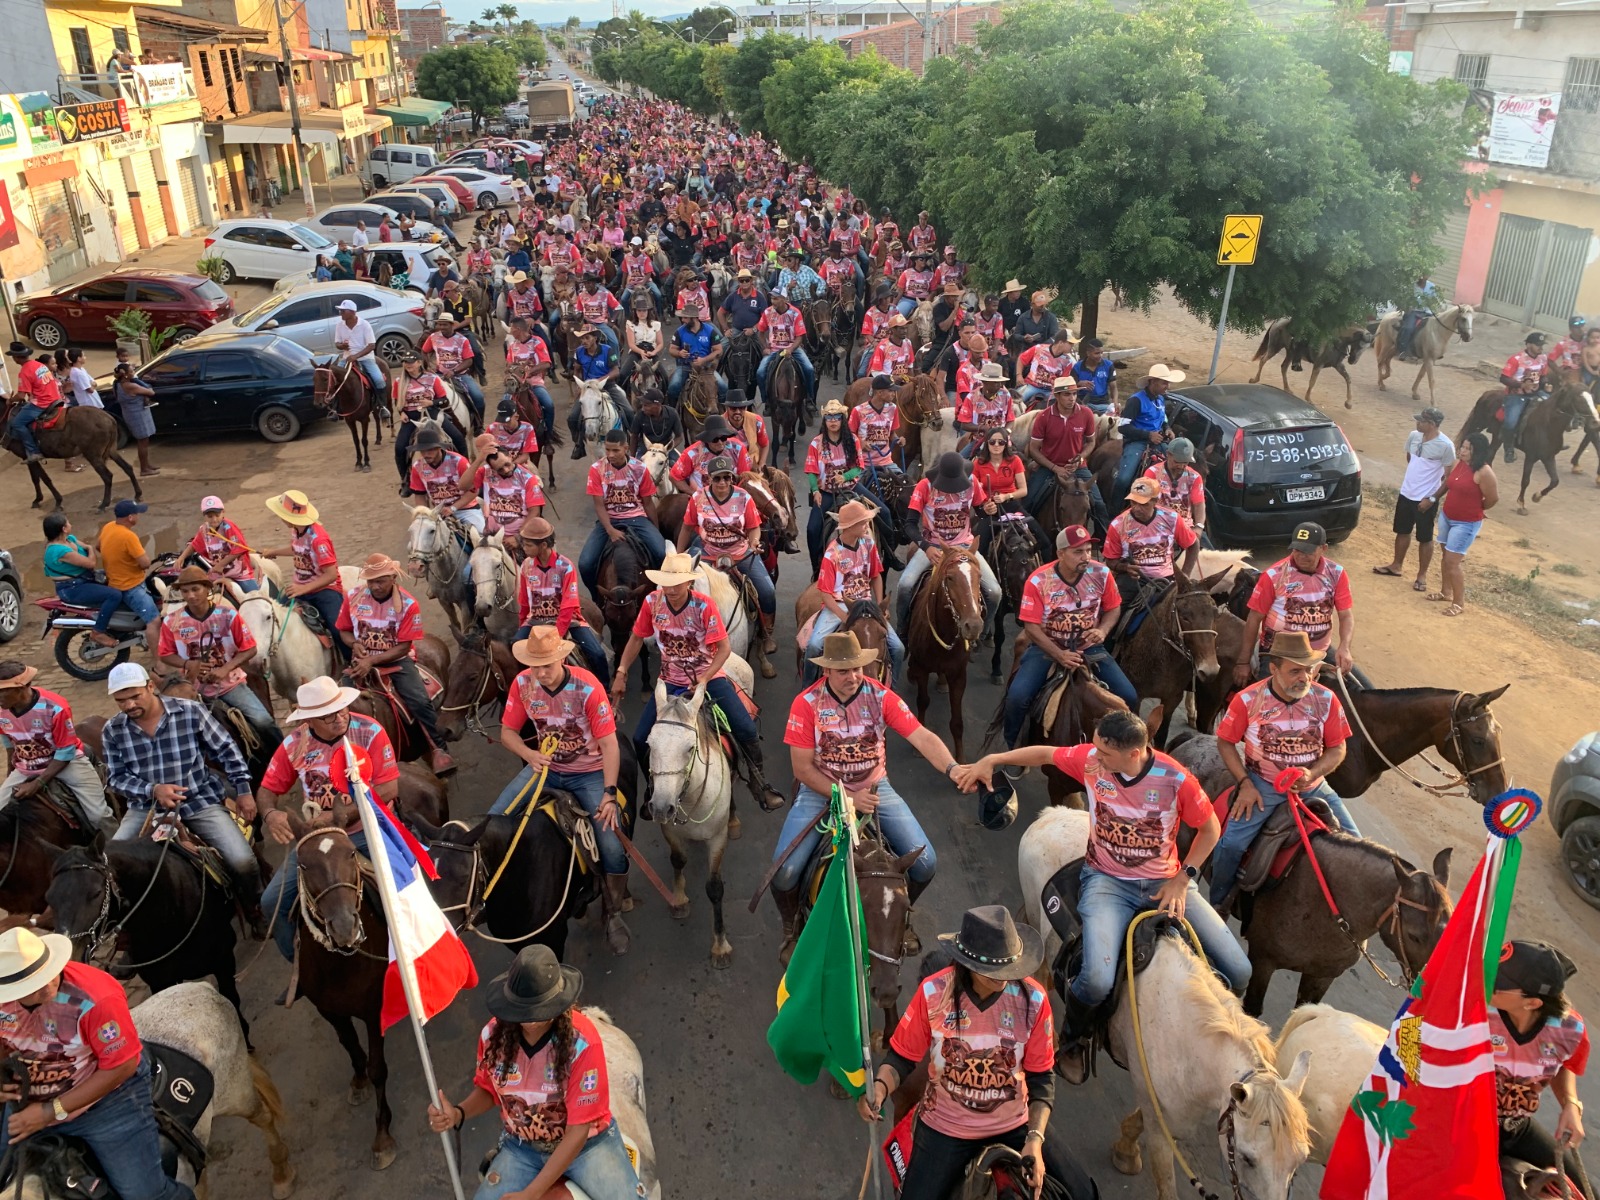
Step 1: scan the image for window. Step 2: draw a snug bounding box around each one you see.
[370,147,389,162]
[198,51,213,87]
[268,298,327,327]
[112,27,130,52]
[224,227,266,246]
[1564,57,1600,114]
[70,27,95,76]
[77,281,129,303]
[1454,53,1490,91]
[389,150,412,165]
[1168,402,1220,457]
[203,353,258,383]
[321,209,360,226]
[142,356,202,386]
[229,49,243,79]
[256,229,302,250]
[131,283,184,304]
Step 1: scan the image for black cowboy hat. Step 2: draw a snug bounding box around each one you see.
[413,425,450,452]
[699,415,736,443]
[721,389,752,408]
[938,906,1042,981]
[5,341,30,358]
[487,945,583,1023]
[977,774,1018,832]
[929,452,971,494]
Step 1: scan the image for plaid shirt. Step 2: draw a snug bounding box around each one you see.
[101,697,250,815]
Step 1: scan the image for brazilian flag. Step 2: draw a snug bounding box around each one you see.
[766,787,868,1097]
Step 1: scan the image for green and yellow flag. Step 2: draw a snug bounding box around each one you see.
[766,788,867,1097]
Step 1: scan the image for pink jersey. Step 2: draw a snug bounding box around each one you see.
[261,714,399,826]
[1489,1007,1590,1126]
[932,261,967,290]
[516,552,583,635]
[867,338,914,381]
[157,603,256,698]
[486,420,540,459]
[505,335,551,375]
[971,311,1005,346]
[335,585,424,672]
[0,962,140,1101]
[907,224,939,251]
[504,287,544,320]
[622,253,653,287]
[685,487,759,561]
[472,1010,612,1147]
[409,450,474,509]
[758,305,805,351]
[473,464,544,537]
[1503,350,1547,383]
[1018,561,1120,649]
[672,440,751,494]
[1143,464,1205,525]
[1247,554,1354,654]
[861,307,893,343]
[804,435,854,493]
[0,688,85,775]
[290,523,337,587]
[502,665,615,774]
[909,477,987,548]
[188,518,257,583]
[1550,336,1585,372]
[1103,508,1195,579]
[1025,346,1075,387]
[423,332,474,377]
[586,457,656,521]
[850,401,900,468]
[784,677,919,790]
[895,268,934,301]
[675,283,710,315]
[817,535,883,604]
[955,387,1014,431]
[1053,744,1211,880]
[394,372,448,416]
[577,289,620,325]
[631,589,727,690]
[1217,679,1351,782]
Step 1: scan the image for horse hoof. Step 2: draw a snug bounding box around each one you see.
[1344,400,1353,410]
[271,1167,297,1199]
[348,1081,372,1107]
[1573,464,1586,475]
[1111,1144,1143,1176]
[761,661,777,680]
[1518,505,1529,515]
[670,902,691,920]
[711,945,734,970]
[371,1144,397,1172]
[1533,491,1545,503]
[29,499,41,510]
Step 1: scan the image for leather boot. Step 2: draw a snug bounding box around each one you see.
[902,876,929,958]
[1056,988,1097,1086]
[759,608,777,655]
[601,875,631,955]
[774,886,802,967]
[743,742,786,812]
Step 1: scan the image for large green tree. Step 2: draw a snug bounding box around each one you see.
[716,33,805,131]
[416,44,520,131]
[759,42,897,161]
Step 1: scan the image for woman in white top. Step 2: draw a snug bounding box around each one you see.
[623,295,666,397]
[65,349,101,410]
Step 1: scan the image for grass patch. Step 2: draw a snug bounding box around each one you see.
[1471,564,1600,650]
[1513,537,1532,549]
[1553,563,1584,577]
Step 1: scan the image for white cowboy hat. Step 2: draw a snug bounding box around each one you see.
[1145,363,1187,384]
[0,927,73,1003]
[978,362,1006,382]
[289,676,362,722]
[645,552,700,588]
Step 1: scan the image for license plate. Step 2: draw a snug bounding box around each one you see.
[1285,485,1325,503]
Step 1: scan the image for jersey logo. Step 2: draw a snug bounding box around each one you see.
[97,1020,121,1044]
[580,1068,599,1094]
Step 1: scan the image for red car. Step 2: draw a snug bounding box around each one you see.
[13,269,233,351]
[409,174,476,209]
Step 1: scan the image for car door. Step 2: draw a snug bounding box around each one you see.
[220,226,269,278]
[64,279,132,341]
[386,148,414,182]
[256,227,312,279]
[137,352,204,432]
[316,208,363,240]
[199,350,264,430]
[261,295,333,353]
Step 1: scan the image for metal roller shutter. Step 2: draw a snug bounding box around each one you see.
[177,156,202,232]
[131,150,168,244]
[1430,208,1469,304]
[27,180,87,282]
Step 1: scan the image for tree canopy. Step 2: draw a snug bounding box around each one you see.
[415,44,520,132]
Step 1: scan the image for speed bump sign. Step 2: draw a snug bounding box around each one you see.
[1218,214,1262,266]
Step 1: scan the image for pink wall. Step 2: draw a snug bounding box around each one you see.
[1456,179,1502,308]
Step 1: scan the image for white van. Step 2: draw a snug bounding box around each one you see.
[360,144,441,190]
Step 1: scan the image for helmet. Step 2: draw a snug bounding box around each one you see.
[977,774,1018,832]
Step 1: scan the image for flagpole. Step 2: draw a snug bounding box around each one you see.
[838,785,886,1200]
[344,738,469,1200]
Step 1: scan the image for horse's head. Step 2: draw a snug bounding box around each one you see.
[1554,377,1600,432]
[44,842,113,961]
[404,503,445,576]
[1454,303,1475,343]
[933,548,986,647]
[1169,571,1230,680]
[994,514,1040,600]
[438,629,499,741]
[1439,683,1511,803]
[855,840,922,1010]
[900,375,942,430]
[578,380,608,436]
[743,473,797,554]
[311,360,344,411]
[469,532,511,619]
[293,824,369,951]
[1222,1051,1312,1200]
[1343,325,1373,365]
[647,680,704,822]
[425,819,486,929]
[1054,474,1093,531]
[641,441,672,487]
[1383,847,1454,987]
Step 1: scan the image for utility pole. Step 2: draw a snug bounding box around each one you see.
[921,0,932,71]
[272,0,316,216]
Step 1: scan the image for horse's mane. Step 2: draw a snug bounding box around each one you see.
[844,599,885,627]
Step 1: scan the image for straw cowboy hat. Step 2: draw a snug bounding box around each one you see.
[1145,363,1187,384]
[358,553,402,582]
[646,552,700,588]
[0,927,73,1004]
[829,499,879,528]
[265,489,319,526]
[1001,279,1025,295]
[513,626,575,668]
[174,565,213,588]
[288,676,361,722]
[978,361,1006,383]
[1265,630,1326,667]
[808,630,880,671]
[938,905,1043,982]
[0,662,39,689]
[487,944,583,1023]
[822,399,849,418]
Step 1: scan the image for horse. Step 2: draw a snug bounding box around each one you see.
[984,512,1042,685]
[0,793,99,919]
[577,377,626,446]
[583,1007,664,1200]
[1249,320,1372,409]
[892,374,946,475]
[641,440,677,497]
[680,364,719,441]
[1112,570,1230,747]
[1327,683,1511,803]
[1016,808,1313,1200]
[805,296,837,380]
[436,627,517,742]
[227,571,360,706]
[508,378,563,487]
[910,298,935,349]
[1034,471,1094,550]
[792,592,893,683]
[598,530,656,694]
[0,404,141,512]
[765,353,807,466]
[1516,376,1598,513]
[313,357,386,471]
[1273,1004,1386,1163]
[724,329,761,400]
[1373,303,1475,403]
[828,288,858,382]
[404,504,475,636]
[741,468,799,583]
[905,546,986,759]
[468,529,522,642]
[346,635,453,764]
[647,681,736,967]
[462,278,496,343]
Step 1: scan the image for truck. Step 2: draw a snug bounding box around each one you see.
[523,80,577,138]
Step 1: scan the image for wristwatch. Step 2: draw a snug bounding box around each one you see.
[1183,865,1199,881]
[52,1098,69,1123]
[603,786,618,797]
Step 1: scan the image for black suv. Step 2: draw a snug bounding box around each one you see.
[1164,384,1362,547]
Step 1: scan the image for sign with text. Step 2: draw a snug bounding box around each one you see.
[126,63,195,108]
[1488,92,1560,169]
[56,99,130,145]
[1217,213,1262,266]
[0,94,59,152]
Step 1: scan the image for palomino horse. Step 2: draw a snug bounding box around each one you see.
[641,440,677,496]
[0,402,140,512]
[577,378,626,446]
[1017,807,1313,1200]
[404,505,475,636]
[313,357,387,471]
[1459,372,1600,513]
[468,529,521,642]
[985,512,1042,685]
[1112,571,1230,747]
[906,546,987,759]
[1249,320,1372,409]
[766,354,807,466]
[1373,303,1475,404]
[648,681,736,968]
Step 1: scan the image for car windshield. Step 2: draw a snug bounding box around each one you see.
[235,294,286,325]
[196,280,229,304]
[290,224,334,249]
[1243,426,1357,479]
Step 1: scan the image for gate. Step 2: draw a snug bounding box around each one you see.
[1482,213,1592,332]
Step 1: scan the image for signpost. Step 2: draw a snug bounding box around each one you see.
[1209,213,1262,384]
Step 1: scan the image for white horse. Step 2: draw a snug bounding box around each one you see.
[648,680,735,969]
[468,529,520,643]
[1374,303,1476,404]
[1018,808,1312,1200]
[576,377,624,443]
[911,298,935,348]
[439,378,477,435]
[580,1006,662,1200]
[692,560,752,669]
[641,440,677,496]
[227,566,361,706]
[404,504,476,635]
[919,406,962,465]
[1273,1003,1386,1163]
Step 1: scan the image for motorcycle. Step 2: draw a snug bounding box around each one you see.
[36,553,181,682]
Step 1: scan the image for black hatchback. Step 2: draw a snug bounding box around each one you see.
[1163,384,1362,547]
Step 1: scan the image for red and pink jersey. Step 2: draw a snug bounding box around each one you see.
[473,1010,612,1146]
[672,440,751,493]
[0,688,85,776]
[516,552,583,636]
[473,464,545,536]
[487,420,540,460]
[907,223,939,250]
[804,435,854,493]
[505,335,551,377]
[971,311,1005,346]
[1024,346,1075,387]
[577,288,621,325]
[290,523,338,587]
[1018,562,1120,649]
[632,589,728,690]
[1550,336,1585,372]
[622,252,654,287]
[867,338,915,381]
[1052,744,1211,880]
[1103,509,1196,579]
[850,401,900,468]
[732,244,765,271]
[675,283,710,316]
[157,603,256,698]
[895,268,934,301]
[1143,464,1205,526]
[542,241,583,271]
[423,332,474,377]
[586,457,656,521]
[0,962,141,1101]
[187,518,257,583]
[758,305,806,351]
[818,535,883,604]
[685,487,759,562]
[464,248,494,274]
[335,585,424,672]
[1503,350,1547,383]
[504,287,544,321]
[1217,679,1351,782]
[409,450,474,510]
[503,665,615,774]
[1489,1007,1590,1126]
[860,307,894,344]
[394,372,448,416]
[785,677,919,790]
[932,260,968,291]
[821,257,855,292]
[891,967,1054,1141]
[1247,554,1353,654]
[909,477,988,548]
[262,714,399,825]
[955,386,1014,431]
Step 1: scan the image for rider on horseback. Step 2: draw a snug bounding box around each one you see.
[473,439,546,542]
[1112,364,1183,501]
[854,290,896,381]
[1233,521,1355,685]
[1498,332,1548,464]
[504,315,556,444]
[392,352,469,485]
[333,301,388,404]
[668,303,728,407]
[0,661,110,826]
[5,340,63,464]
[487,397,541,467]
[864,314,916,383]
[567,326,630,460]
[895,453,1003,635]
[260,489,351,665]
[670,415,750,494]
[1023,377,1108,532]
[805,499,906,683]
[953,361,1014,459]
[756,291,816,406]
[1017,329,1078,410]
[678,455,777,648]
[406,424,485,534]
[850,376,904,479]
[422,312,485,423]
[628,388,683,461]
[514,517,612,690]
[1142,437,1206,536]
[1102,477,1199,605]
[579,431,668,601]
[719,389,769,472]
[187,496,262,593]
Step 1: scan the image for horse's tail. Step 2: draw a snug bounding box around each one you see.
[248,1055,288,1128]
[1273,1003,1338,1057]
[1252,326,1274,363]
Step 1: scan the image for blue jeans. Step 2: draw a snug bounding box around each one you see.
[895,297,918,317]
[759,348,815,401]
[620,283,661,310]
[667,364,727,403]
[510,622,611,690]
[475,1120,643,1200]
[1208,772,1361,906]
[491,766,623,874]
[0,1056,193,1200]
[855,345,875,381]
[1502,394,1528,435]
[804,606,904,685]
[1072,865,1251,1008]
[502,386,554,438]
[1019,384,1051,410]
[772,782,935,892]
[449,373,485,418]
[578,517,667,597]
[356,354,386,398]
[1002,644,1137,747]
[121,583,159,625]
[265,827,367,960]
[633,676,755,769]
[116,800,261,906]
[1113,439,1150,500]
[687,541,775,616]
[56,578,125,631]
[8,402,46,458]
[301,586,351,664]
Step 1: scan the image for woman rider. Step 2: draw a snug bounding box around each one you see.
[803,399,864,578]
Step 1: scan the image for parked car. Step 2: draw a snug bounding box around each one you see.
[303,203,443,245]
[96,332,320,443]
[208,281,426,365]
[371,184,457,221]
[1162,383,1362,547]
[271,241,447,295]
[0,547,22,643]
[409,174,476,210]
[14,269,233,350]
[428,167,526,210]
[1554,732,1600,909]
[204,219,335,284]
[360,143,441,190]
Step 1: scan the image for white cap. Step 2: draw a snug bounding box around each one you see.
[108,662,150,695]
[337,299,358,312]
[630,236,642,246]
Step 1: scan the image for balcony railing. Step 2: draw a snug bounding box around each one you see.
[58,64,196,110]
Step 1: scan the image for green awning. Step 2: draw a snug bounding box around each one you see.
[375,98,453,126]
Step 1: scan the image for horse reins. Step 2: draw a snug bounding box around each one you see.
[314,363,365,419]
[293,830,385,960]
[649,716,721,825]
[60,837,211,970]
[1331,673,1502,799]
[924,552,983,653]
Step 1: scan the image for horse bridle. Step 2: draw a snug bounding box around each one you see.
[897,381,941,429]
[313,363,362,417]
[1161,586,1220,660]
[650,716,717,825]
[1377,886,1445,989]
[432,829,487,929]
[924,553,984,653]
[855,832,909,967]
[439,648,511,736]
[294,829,374,956]
[57,838,208,969]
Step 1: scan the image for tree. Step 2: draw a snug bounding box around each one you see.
[565,14,582,30]
[759,42,897,162]
[678,5,737,43]
[494,34,547,68]
[416,44,520,132]
[495,4,518,32]
[715,32,805,130]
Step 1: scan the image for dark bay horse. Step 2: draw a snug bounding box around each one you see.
[1113,570,1230,746]
[1327,683,1511,803]
[985,512,1042,685]
[0,794,99,918]
[1249,319,1371,409]
[828,289,857,382]
[347,632,452,762]
[766,354,806,466]
[314,358,387,472]
[743,468,800,583]
[437,629,517,742]
[597,532,654,694]
[894,374,944,475]
[1459,372,1600,511]
[906,546,987,759]
[724,329,760,401]
[509,378,563,490]
[805,297,837,380]
[0,404,141,511]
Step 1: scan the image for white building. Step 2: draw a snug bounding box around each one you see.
[728,1,950,44]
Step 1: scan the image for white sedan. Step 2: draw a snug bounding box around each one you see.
[302,202,444,245]
[428,166,527,210]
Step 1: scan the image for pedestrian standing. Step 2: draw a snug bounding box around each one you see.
[1374,406,1453,590]
[1427,432,1498,617]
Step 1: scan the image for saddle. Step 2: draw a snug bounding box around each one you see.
[1212,788,1335,901]
[1104,576,1171,653]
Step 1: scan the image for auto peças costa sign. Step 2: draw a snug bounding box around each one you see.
[55,99,130,145]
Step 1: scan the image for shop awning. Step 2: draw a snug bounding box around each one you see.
[215,111,336,149]
[374,97,451,126]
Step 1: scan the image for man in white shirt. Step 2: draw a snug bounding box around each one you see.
[1374,406,1455,589]
[333,299,387,396]
[351,220,370,250]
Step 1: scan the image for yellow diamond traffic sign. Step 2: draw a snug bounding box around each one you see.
[1218,214,1262,266]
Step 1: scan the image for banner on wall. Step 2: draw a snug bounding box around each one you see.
[1487,92,1561,169]
[56,100,130,145]
[126,63,196,108]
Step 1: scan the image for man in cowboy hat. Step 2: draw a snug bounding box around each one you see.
[336,553,452,775]
[954,360,1015,457]
[406,423,485,533]
[610,552,783,812]
[157,565,282,773]
[5,339,63,464]
[494,627,631,954]
[717,388,769,472]
[102,662,263,924]
[755,289,815,405]
[1210,629,1362,910]
[1009,289,1061,363]
[1112,362,1184,502]
[256,676,401,963]
[333,299,388,400]
[959,709,1249,1083]
[1233,521,1354,686]
[1017,327,1080,410]
[0,926,192,1199]
[0,660,110,825]
[804,500,904,684]
[855,289,896,381]
[503,316,556,443]
[514,516,611,688]
[678,454,777,643]
[567,324,630,460]
[670,414,750,495]
[770,630,963,964]
[717,267,768,337]
[260,489,350,665]
[421,311,484,422]
[775,249,825,306]
[392,352,468,487]
[668,302,728,408]
[864,313,916,383]
[1103,477,1200,604]
[895,452,1003,634]
[1024,376,1108,531]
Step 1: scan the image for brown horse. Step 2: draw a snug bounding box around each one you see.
[1035,472,1093,554]
[681,364,720,442]
[1464,370,1600,514]
[765,354,807,466]
[984,512,1042,686]
[742,468,799,583]
[313,358,387,472]
[0,404,141,511]
[906,546,986,758]
[507,377,563,491]
[1250,319,1372,409]
[999,651,1143,807]
[437,627,516,742]
[805,297,837,380]
[1112,570,1230,747]
[856,835,922,1051]
[0,792,99,919]
[1327,683,1510,803]
[891,374,944,475]
[1373,304,1475,404]
[828,288,857,382]
[793,591,892,684]
[346,633,451,762]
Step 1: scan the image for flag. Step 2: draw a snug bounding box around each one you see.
[343,739,479,1032]
[767,786,868,1097]
[1320,794,1533,1200]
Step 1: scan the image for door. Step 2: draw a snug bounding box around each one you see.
[63,279,131,341]
[1483,214,1594,332]
[1431,207,1470,304]
[317,207,364,237]
[138,352,204,431]
[177,157,204,231]
[253,226,311,279]
[263,295,333,353]
[220,226,268,278]
[386,148,414,182]
[200,351,262,428]
[27,181,88,284]
[130,280,193,336]
[130,151,169,244]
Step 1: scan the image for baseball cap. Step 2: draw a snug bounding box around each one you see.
[1414,407,1446,427]
[1289,521,1327,549]
[107,662,150,695]
[1125,478,1161,503]
[337,299,359,312]
[1496,940,1577,998]
[113,500,149,518]
[200,495,225,513]
[1056,525,1095,550]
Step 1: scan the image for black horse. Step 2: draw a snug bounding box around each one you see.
[0,792,99,918]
